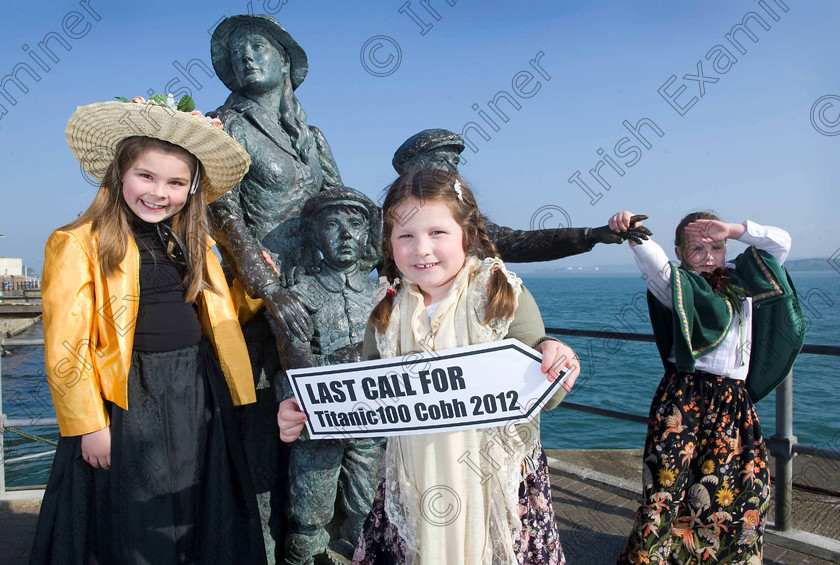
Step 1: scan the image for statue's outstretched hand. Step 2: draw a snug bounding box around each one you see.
[623,215,653,245]
[589,225,624,245]
[606,213,652,245]
[591,216,652,246]
[262,282,313,342]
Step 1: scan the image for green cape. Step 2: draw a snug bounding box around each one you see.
[647,247,806,402]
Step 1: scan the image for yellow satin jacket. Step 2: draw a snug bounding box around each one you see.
[42,222,257,437]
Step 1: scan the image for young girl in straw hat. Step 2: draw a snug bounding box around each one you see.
[30,95,267,564]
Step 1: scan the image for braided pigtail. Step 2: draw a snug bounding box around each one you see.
[475,219,516,324]
[370,249,402,333]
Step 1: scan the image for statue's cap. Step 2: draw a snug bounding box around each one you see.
[211,14,308,92]
[392,129,465,174]
[301,187,381,223]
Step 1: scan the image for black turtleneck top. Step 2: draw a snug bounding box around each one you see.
[131,218,202,352]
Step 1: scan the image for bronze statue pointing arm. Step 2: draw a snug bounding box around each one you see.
[484,220,592,263]
[392,129,636,263]
[485,220,639,263]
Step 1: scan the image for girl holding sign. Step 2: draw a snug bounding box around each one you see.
[608,211,804,564]
[280,169,579,564]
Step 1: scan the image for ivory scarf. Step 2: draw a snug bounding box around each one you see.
[375,256,533,565]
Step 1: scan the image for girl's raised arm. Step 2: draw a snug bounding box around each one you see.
[687,219,791,264]
[632,240,673,308]
[608,211,673,308]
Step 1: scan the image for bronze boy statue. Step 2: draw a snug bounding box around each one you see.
[275,188,383,565]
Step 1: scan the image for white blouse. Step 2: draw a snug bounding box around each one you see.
[425,300,441,321]
[631,220,791,381]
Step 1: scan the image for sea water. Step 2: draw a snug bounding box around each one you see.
[3,271,838,488]
[528,271,840,452]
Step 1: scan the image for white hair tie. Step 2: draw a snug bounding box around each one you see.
[373,276,401,303]
[453,179,464,202]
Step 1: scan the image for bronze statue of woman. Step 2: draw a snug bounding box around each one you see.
[210,15,344,341]
[207,14,643,564]
[209,16,346,564]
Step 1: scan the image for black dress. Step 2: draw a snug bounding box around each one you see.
[30,220,266,564]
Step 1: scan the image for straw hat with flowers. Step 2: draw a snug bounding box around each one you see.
[65,94,250,202]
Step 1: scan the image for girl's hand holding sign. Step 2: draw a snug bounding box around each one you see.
[538,339,579,390]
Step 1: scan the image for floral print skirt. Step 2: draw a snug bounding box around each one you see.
[618,368,770,565]
[353,449,565,565]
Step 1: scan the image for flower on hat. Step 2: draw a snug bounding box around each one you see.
[115,94,223,127]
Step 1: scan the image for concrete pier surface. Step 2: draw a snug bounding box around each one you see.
[547,449,840,564]
[2,449,837,564]
[0,317,40,339]
[0,291,43,322]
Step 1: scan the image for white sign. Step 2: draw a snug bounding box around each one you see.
[287,338,569,439]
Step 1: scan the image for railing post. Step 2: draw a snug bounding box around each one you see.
[768,370,797,531]
[0,414,5,496]
[0,338,6,495]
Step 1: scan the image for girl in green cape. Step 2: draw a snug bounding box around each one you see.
[610,211,804,565]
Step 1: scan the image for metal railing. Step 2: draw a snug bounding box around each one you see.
[0,337,56,494]
[0,289,42,299]
[544,326,840,533]
[1,328,839,533]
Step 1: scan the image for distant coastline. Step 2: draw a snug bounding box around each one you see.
[20,258,839,279]
[784,258,839,272]
[512,257,838,277]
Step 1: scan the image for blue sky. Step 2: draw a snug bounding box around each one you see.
[1,0,837,273]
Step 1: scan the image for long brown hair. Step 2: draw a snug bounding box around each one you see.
[369,169,516,333]
[62,136,218,302]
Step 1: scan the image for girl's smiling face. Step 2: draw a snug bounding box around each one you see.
[121,148,193,223]
[390,198,466,305]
